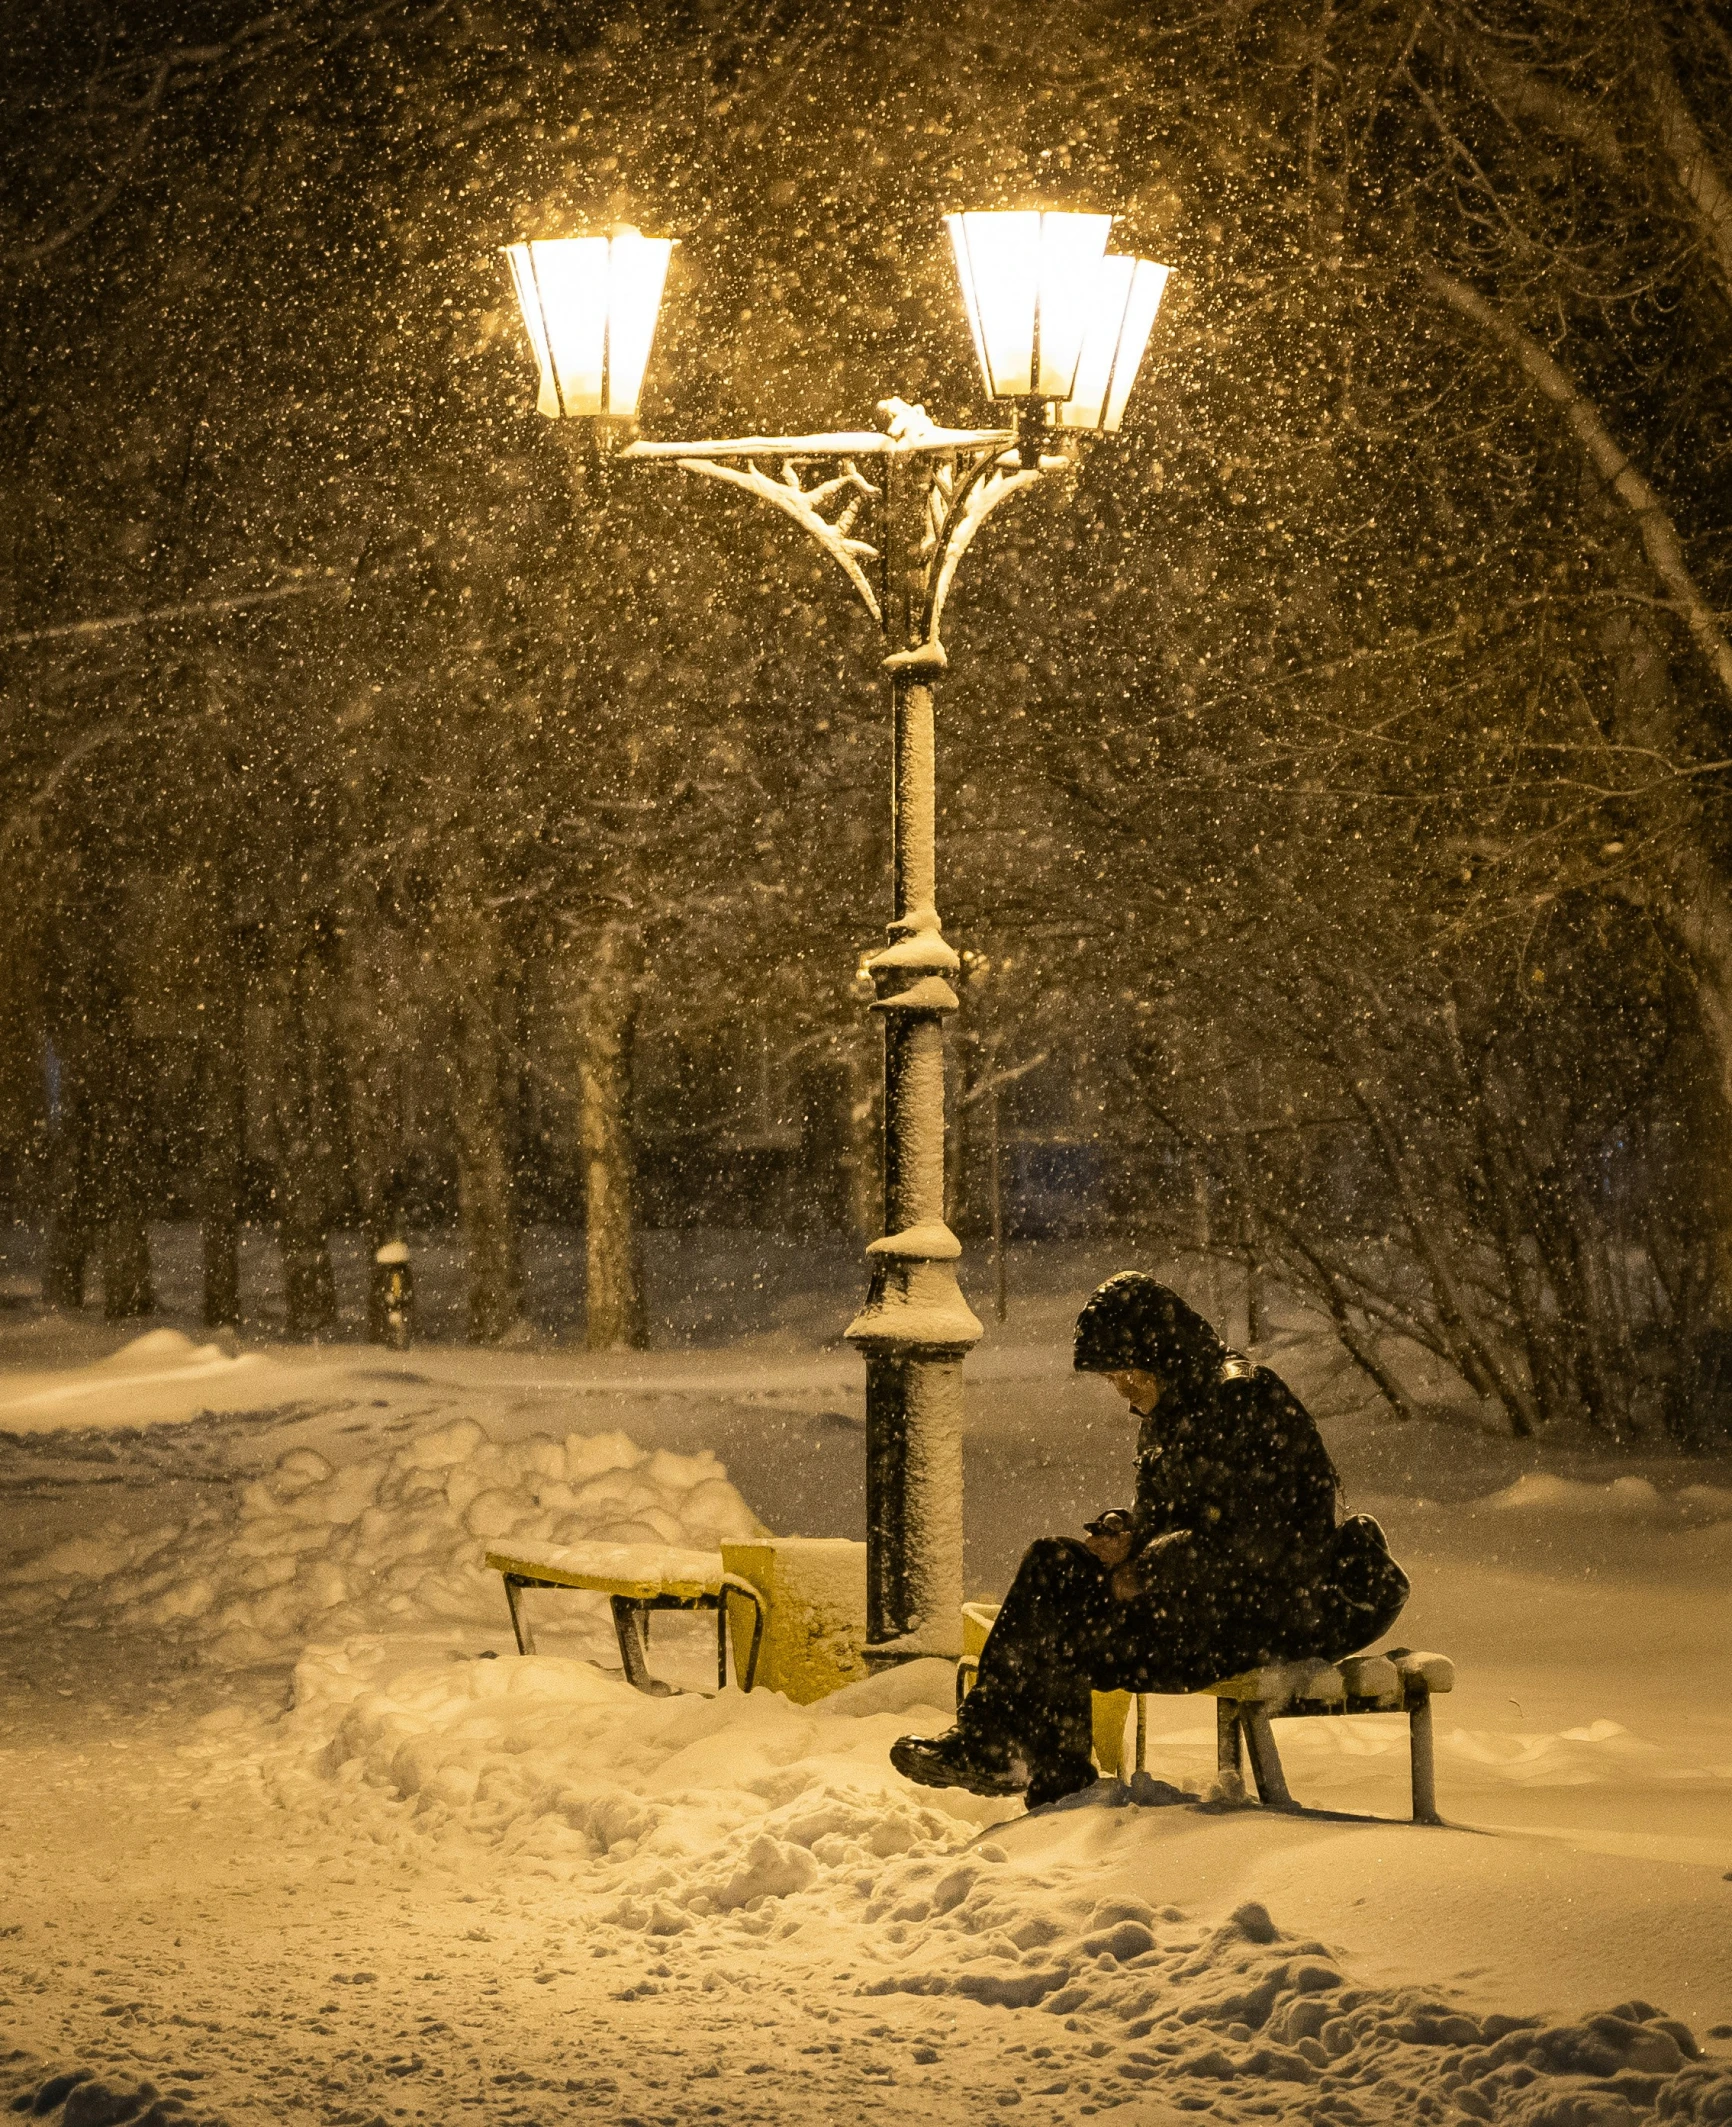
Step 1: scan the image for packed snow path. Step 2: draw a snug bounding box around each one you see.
[4,1308,1732,2125]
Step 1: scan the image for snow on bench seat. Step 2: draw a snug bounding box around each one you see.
[1202,1649,1456,1712]
[483,1539,728,1601]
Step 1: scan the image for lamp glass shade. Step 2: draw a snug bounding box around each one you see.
[944,210,1113,401]
[1058,255,1170,431]
[505,230,675,421]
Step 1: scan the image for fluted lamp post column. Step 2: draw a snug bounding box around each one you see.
[504,211,1170,1663]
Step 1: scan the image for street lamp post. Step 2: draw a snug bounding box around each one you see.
[505,213,1169,1663]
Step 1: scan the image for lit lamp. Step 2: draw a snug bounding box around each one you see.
[944,211,1169,441]
[504,228,676,430]
[1058,254,1171,432]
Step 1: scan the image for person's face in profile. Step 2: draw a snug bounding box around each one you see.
[1107,1367,1164,1415]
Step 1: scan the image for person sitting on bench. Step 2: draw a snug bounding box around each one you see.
[891,1272,1409,1810]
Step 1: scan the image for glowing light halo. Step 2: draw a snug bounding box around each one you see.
[944,210,1114,404]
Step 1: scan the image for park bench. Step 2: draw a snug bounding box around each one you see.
[484,1539,766,1698]
[956,1601,1453,1824]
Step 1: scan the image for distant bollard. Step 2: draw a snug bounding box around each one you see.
[370,1239,415,1350]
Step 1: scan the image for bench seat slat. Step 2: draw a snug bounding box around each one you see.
[1200,1658,1344,1708]
[484,1539,726,1601]
[1390,1650,1455,1694]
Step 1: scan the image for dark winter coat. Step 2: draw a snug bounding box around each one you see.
[1126,1353,1340,1610]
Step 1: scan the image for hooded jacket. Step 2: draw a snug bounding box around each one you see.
[1129,1353,1340,1598]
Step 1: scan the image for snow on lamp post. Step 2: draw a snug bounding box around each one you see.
[504,211,1169,1663]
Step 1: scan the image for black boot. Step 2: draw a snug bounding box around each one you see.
[890,1727,1027,1798]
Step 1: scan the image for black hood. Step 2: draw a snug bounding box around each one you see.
[1072,1273,1226,1399]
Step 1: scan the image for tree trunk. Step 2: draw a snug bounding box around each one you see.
[92,985,154,1321]
[841,1039,881,1246]
[42,1033,93,1310]
[40,860,114,1312]
[1593,608,1732,1332]
[336,904,396,1246]
[336,908,407,1342]
[1656,843,1732,1322]
[438,897,524,1346]
[198,920,246,1330]
[797,1056,852,1235]
[272,942,338,1337]
[578,922,645,1352]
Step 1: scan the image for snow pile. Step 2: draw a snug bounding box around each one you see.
[0,1421,764,1666]
[860,1880,1729,2121]
[0,1326,261,1433]
[1487,1472,1732,1525]
[253,1644,1732,2123]
[274,1646,1003,1895]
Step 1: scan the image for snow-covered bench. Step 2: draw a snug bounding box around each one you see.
[1196,1650,1455,1824]
[484,1539,766,1698]
[956,1602,1453,1823]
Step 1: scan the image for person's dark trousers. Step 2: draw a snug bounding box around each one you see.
[957,1534,1252,1795]
[957,1538,1120,1785]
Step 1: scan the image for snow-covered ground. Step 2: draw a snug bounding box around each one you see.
[3,1227,1731,2126]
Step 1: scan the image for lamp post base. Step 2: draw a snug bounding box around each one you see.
[849,1240,980,1662]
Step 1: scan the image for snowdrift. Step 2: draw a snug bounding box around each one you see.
[231,1637,1732,2126]
[0,1420,764,1666]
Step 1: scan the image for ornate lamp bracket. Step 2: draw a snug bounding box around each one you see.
[622,402,1076,654]
[665,452,886,622]
[909,437,1073,669]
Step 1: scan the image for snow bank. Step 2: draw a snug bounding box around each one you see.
[0,1327,260,1432]
[0,1421,764,1666]
[1130,1704,1732,1810]
[249,1642,1732,2125]
[1487,1472,1732,1525]
[276,1644,1002,1889]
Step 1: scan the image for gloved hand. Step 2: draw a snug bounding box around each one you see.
[1082,1507,1138,1568]
[1109,1527,1193,1603]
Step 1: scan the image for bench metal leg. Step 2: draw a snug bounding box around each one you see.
[1134,1692,1148,1775]
[611,1596,674,1696]
[722,1583,766,1693]
[503,1574,536,1657]
[1409,1689,1441,1824]
[1241,1707,1293,1807]
[1216,1699,1243,1783]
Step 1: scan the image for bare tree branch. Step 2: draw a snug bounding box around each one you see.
[1422,264,1732,714]
[1,61,171,267]
[1648,32,1732,305]
[1475,55,1626,177]
[0,568,358,650]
